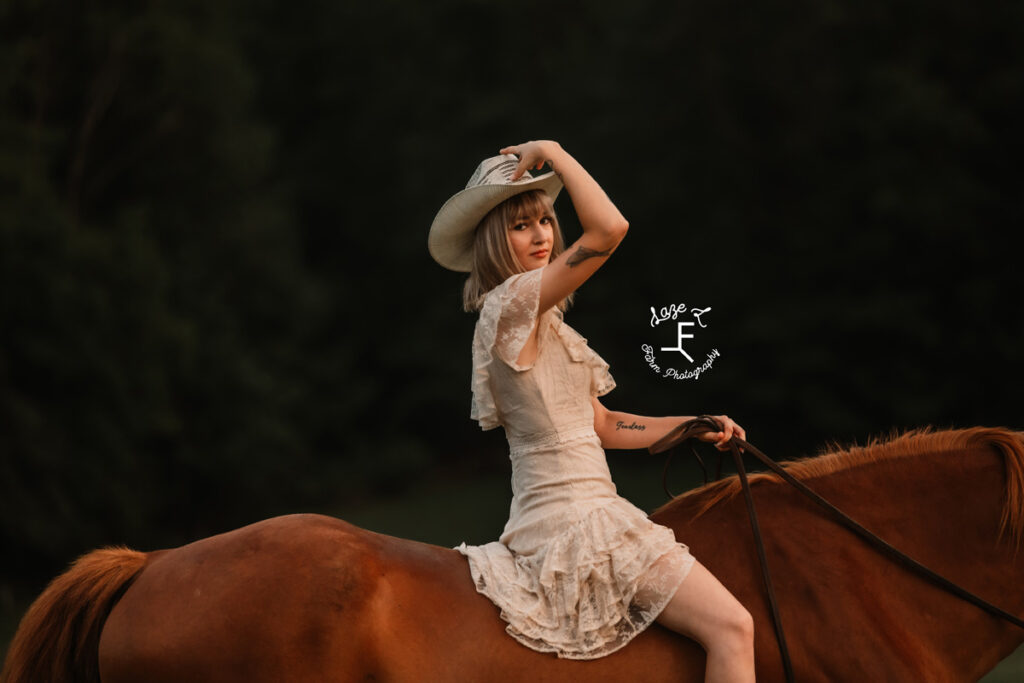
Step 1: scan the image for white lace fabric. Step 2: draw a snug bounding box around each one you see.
[458,267,695,660]
[470,268,615,431]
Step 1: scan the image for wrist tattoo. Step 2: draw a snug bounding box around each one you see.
[615,420,646,431]
[567,245,612,268]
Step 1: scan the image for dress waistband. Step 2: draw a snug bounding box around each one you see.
[507,423,600,456]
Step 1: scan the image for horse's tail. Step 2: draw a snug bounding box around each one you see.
[0,546,147,683]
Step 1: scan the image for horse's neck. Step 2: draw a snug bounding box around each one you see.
[827,446,1024,679]
[659,445,1024,681]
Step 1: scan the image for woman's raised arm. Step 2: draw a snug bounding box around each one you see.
[501,141,629,314]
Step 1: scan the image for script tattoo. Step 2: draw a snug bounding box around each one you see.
[566,245,612,268]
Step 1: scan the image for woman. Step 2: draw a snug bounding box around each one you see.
[428,140,755,682]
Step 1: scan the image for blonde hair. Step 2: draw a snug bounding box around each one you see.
[462,190,573,313]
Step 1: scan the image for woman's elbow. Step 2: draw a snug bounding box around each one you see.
[600,220,628,250]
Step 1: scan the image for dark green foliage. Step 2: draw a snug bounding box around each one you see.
[0,1,334,576]
[1,0,1021,608]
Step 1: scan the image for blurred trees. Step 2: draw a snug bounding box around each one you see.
[1,0,1021,594]
[0,1,333,577]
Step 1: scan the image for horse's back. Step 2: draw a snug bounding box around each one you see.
[99,514,387,682]
[99,513,702,682]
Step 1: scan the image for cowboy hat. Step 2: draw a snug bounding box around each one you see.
[428,154,563,272]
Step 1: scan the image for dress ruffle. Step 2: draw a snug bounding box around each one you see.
[456,501,695,659]
[471,268,615,431]
[553,318,616,397]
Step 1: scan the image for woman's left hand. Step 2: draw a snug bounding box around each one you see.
[696,415,746,451]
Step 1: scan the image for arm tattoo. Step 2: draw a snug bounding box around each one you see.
[566,245,612,268]
[615,420,646,431]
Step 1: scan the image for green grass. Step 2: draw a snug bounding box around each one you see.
[330,454,683,546]
[982,645,1024,682]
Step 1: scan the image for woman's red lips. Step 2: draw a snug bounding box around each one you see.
[531,249,548,257]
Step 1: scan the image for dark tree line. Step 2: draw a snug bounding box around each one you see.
[2,0,1021,636]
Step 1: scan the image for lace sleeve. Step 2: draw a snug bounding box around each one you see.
[470,268,545,430]
[492,269,544,370]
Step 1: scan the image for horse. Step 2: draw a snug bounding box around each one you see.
[3,426,1023,682]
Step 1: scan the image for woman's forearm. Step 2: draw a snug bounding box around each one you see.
[546,145,629,243]
[507,141,628,248]
[596,409,694,450]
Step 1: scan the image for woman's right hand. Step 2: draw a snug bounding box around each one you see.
[695,415,746,451]
[500,141,564,181]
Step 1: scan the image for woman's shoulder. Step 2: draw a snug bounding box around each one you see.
[476,268,545,320]
[490,268,544,299]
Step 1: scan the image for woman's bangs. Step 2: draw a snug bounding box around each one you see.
[504,191,554,223]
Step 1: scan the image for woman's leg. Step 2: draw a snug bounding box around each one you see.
[654,560,755,682]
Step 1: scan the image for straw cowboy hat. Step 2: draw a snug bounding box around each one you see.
[429,154,563,272]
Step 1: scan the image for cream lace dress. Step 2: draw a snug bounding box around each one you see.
[455,267,695,660]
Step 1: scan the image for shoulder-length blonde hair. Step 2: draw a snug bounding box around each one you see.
[462,190,573,313]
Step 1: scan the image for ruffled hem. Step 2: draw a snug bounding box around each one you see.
[455,503,695,659]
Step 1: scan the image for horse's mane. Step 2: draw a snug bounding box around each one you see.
[657,426,1024,547]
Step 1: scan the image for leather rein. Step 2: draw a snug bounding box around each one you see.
[649,416,1024,682]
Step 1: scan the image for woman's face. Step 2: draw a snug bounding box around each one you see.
[507,205,555,270]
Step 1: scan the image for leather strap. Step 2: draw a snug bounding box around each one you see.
[652,417,795,681]
[651,417,1024,682]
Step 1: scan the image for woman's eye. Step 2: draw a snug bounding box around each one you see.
[540,217,552,224]
[512,223,526,231]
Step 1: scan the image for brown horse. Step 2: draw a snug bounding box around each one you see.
[3,426,1023,682]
